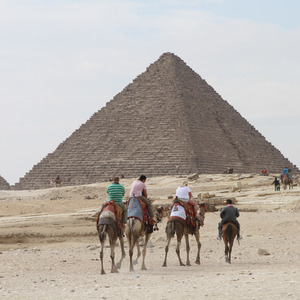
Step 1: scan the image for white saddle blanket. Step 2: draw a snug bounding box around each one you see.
[170,203,186,220]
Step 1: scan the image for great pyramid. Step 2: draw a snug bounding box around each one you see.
[13,52,298,189]
[0,175,10,190]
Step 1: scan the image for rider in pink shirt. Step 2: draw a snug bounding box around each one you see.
[129,175,154,218]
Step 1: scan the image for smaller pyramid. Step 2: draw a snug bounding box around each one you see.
[0,175,10,190]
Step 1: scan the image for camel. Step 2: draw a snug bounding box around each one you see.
[125,196,157,272]
[281,174,293,190]
[222,222,238,263]
[162,202,206,267]
[97,201,126,275]
[50,179,63,187]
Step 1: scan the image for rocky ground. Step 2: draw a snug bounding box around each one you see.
[0,173,300,299]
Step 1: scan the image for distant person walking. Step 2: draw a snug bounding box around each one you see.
[271,177,280,191]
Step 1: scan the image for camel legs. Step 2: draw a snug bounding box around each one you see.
[129,238,137,272]
[141,233,150,270]
[184,233,191,266]
[162,235,172,267]
[109,235,118,273]
[194,230,201,265]
[176,231,185,266]
[116,236,126,269]
[100,239,106,275]
[224,243,229,263]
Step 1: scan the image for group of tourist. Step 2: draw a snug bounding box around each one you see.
[105,175,241,240]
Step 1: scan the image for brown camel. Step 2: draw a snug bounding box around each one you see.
[125,196,157,272]
[97,202,126,275]
[162,202,206,267]
[281,174,293,190]
[222,222,238,264]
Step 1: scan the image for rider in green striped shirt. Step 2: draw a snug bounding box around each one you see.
[106,177,127,223]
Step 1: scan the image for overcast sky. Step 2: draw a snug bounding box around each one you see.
[1,0,300,185]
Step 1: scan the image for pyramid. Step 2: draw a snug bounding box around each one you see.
[13,52,299,189]
[0,175,10,190]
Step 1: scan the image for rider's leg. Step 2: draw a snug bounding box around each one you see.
[218,221,223,239]
[235,220,241,239]
[118,202,127,223]
[187,199,200,219]
[139,196,154,218]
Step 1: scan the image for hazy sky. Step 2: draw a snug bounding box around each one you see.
[1,0,300,185]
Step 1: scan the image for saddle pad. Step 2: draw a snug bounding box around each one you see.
[170,203,186,220]
[98,217,117,231]
[127,197,143,222]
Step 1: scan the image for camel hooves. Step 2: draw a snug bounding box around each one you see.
[111,268,119,273]
[116,263,121,269]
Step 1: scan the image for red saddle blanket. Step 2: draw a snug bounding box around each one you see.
[169,200,196,228]
[96,200,124,230]
[138,198,154,225]
[127,197,154,225]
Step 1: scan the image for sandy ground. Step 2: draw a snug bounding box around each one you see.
[1,173,300,299]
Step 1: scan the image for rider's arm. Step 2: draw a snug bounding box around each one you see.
[188,191,192,201]
[143,189,148,198]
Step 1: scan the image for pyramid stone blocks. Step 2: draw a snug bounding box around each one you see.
[12,52,299,189]
[0,175,10,190]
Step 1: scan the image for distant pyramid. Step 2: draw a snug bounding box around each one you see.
[0,175,10,190]
[13,52,298,189]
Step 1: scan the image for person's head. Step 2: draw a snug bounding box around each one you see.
[113,176,120,183]
[181,180,188,187]
[226,199,232,205]
[139,175,147,182]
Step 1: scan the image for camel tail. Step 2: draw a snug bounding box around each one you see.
[126,218,135,248]
[99,224,107,243]
[166,221,175,238]
[227,224,233,244]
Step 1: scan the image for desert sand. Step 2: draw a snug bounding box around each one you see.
[1,173,300,299]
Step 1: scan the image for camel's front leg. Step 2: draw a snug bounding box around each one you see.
[116,235,126,269]
[100,240,105,275]
[162,235,172,267]
[109,237,118,273]
[141,234,150,270]
[133,238,141,265]
[176,233,185,266]
[184,233,191,266]
[194,230,201,264]
[225,243,229,263]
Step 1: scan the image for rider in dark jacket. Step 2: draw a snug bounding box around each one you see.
[217,199,241,240]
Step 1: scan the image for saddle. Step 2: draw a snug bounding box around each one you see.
[96,200,125,231]
[168,199,196,229]
[127,197,154,226]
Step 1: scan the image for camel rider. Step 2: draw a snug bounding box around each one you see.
[106,176,127,223]
[176,181,201,221]
[280,167,289,179]
[129,175,154,219]
[217,199,241,240]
